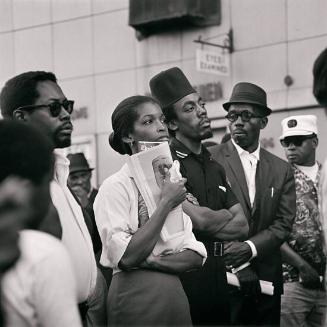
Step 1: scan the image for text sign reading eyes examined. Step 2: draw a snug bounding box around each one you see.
[196,49,230,76]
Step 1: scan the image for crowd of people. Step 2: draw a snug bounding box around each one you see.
[0,47,326,327]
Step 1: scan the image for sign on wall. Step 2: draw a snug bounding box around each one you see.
[196,48,230,76]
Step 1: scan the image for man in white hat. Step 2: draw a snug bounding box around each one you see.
[279,115,326,327]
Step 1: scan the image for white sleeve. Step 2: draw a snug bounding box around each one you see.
[180,213,207,264]
[94,179,134,269]
[32,243,82,327]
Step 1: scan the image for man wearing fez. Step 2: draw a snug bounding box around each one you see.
[150,67,249,326]
[0,71,107,326]
[209,82,296,326]
[279,115,326,327]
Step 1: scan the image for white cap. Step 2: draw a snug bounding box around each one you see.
[280,115,318,139]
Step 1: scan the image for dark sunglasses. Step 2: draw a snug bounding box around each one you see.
[225,110,262,123]
[15,99,74,117]
[280,134,316,148]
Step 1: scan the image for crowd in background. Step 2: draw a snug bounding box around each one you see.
[0,47,327,327]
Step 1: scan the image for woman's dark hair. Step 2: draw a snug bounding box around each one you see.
[109,95,160,155]
[313,47,327,107]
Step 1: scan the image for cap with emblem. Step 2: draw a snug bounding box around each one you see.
[280,115,318,140]
[149,67,196,108]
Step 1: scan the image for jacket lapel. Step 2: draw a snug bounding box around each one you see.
[223,141,252,217]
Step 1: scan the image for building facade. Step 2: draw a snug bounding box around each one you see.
[1,0,327,185]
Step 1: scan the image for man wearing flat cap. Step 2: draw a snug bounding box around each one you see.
[279,115,326,327]
[209,82,296,326]
[150,67,249,326]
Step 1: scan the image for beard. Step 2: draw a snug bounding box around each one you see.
[199,127,213,141]
[54,130,71,148]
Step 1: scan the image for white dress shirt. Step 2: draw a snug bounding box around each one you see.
[94,164,207,275]
[232,140,260,259]
[51,149,97,303]
[1,230,82,327]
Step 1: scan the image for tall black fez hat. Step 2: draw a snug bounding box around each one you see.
[149,67,196,108]
[223,82,272,116]
[67,152,93,174]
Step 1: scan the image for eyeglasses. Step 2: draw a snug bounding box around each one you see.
[225,110,262,123]
[280,134,316,148]
[15,99,74,117]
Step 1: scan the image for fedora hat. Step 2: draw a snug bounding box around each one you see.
[150,67,196,108]
[67,152,93,174]
[223,82,272,116]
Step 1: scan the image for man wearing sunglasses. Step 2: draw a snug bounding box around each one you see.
[209,82,296,327]
[0,71,107,326]
[279,115,326,327]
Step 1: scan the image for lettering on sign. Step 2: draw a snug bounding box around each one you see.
[71,106,88,121]
[193,82,223,102]
[196,49,230,76]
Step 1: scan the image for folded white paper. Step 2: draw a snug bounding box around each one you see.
[226,272,274,296]
[127,142,185,255]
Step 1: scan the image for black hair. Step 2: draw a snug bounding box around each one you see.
[109,95,160,155]
[0,71,57,118]
[313,47,327,107]
[162,104,178,136]
[0,120,54,185]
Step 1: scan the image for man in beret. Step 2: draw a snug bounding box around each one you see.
[150,67,249,326]
[312,47,327,325]
[279,115,326,327]
[209,82,296,326]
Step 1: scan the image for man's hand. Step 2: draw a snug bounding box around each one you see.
[299,261,322,289]
[223,241,252,268]
[235,266,261,297]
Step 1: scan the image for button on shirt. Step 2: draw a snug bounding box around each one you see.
[51,150,97,303]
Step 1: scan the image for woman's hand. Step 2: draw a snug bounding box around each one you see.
[160,170,187,209]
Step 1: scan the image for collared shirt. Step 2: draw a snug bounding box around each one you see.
[170,138,238,239]
[94,163,207,275]
[1,230,81,327]
[283,163,326,282]
[51,150,97,303]
[232,139,260,208]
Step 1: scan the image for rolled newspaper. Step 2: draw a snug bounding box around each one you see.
[226,272,274,296]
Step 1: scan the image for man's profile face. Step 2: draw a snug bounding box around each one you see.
[171,93,213,141]
[25,80,73,148]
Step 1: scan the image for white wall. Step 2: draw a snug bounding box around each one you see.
[1,0,327,185]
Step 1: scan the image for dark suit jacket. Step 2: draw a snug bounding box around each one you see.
[209,140,296,293]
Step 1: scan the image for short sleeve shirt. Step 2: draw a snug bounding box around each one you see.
[170,138,238,213]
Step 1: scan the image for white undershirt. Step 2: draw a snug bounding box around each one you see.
[295,162,319,182]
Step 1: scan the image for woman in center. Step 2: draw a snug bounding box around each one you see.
[94,95,206,326]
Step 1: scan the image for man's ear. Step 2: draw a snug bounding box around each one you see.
[260,117,268,130]
[312,137,318,149]
[168,119,178,132]
[13,109,28,122]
